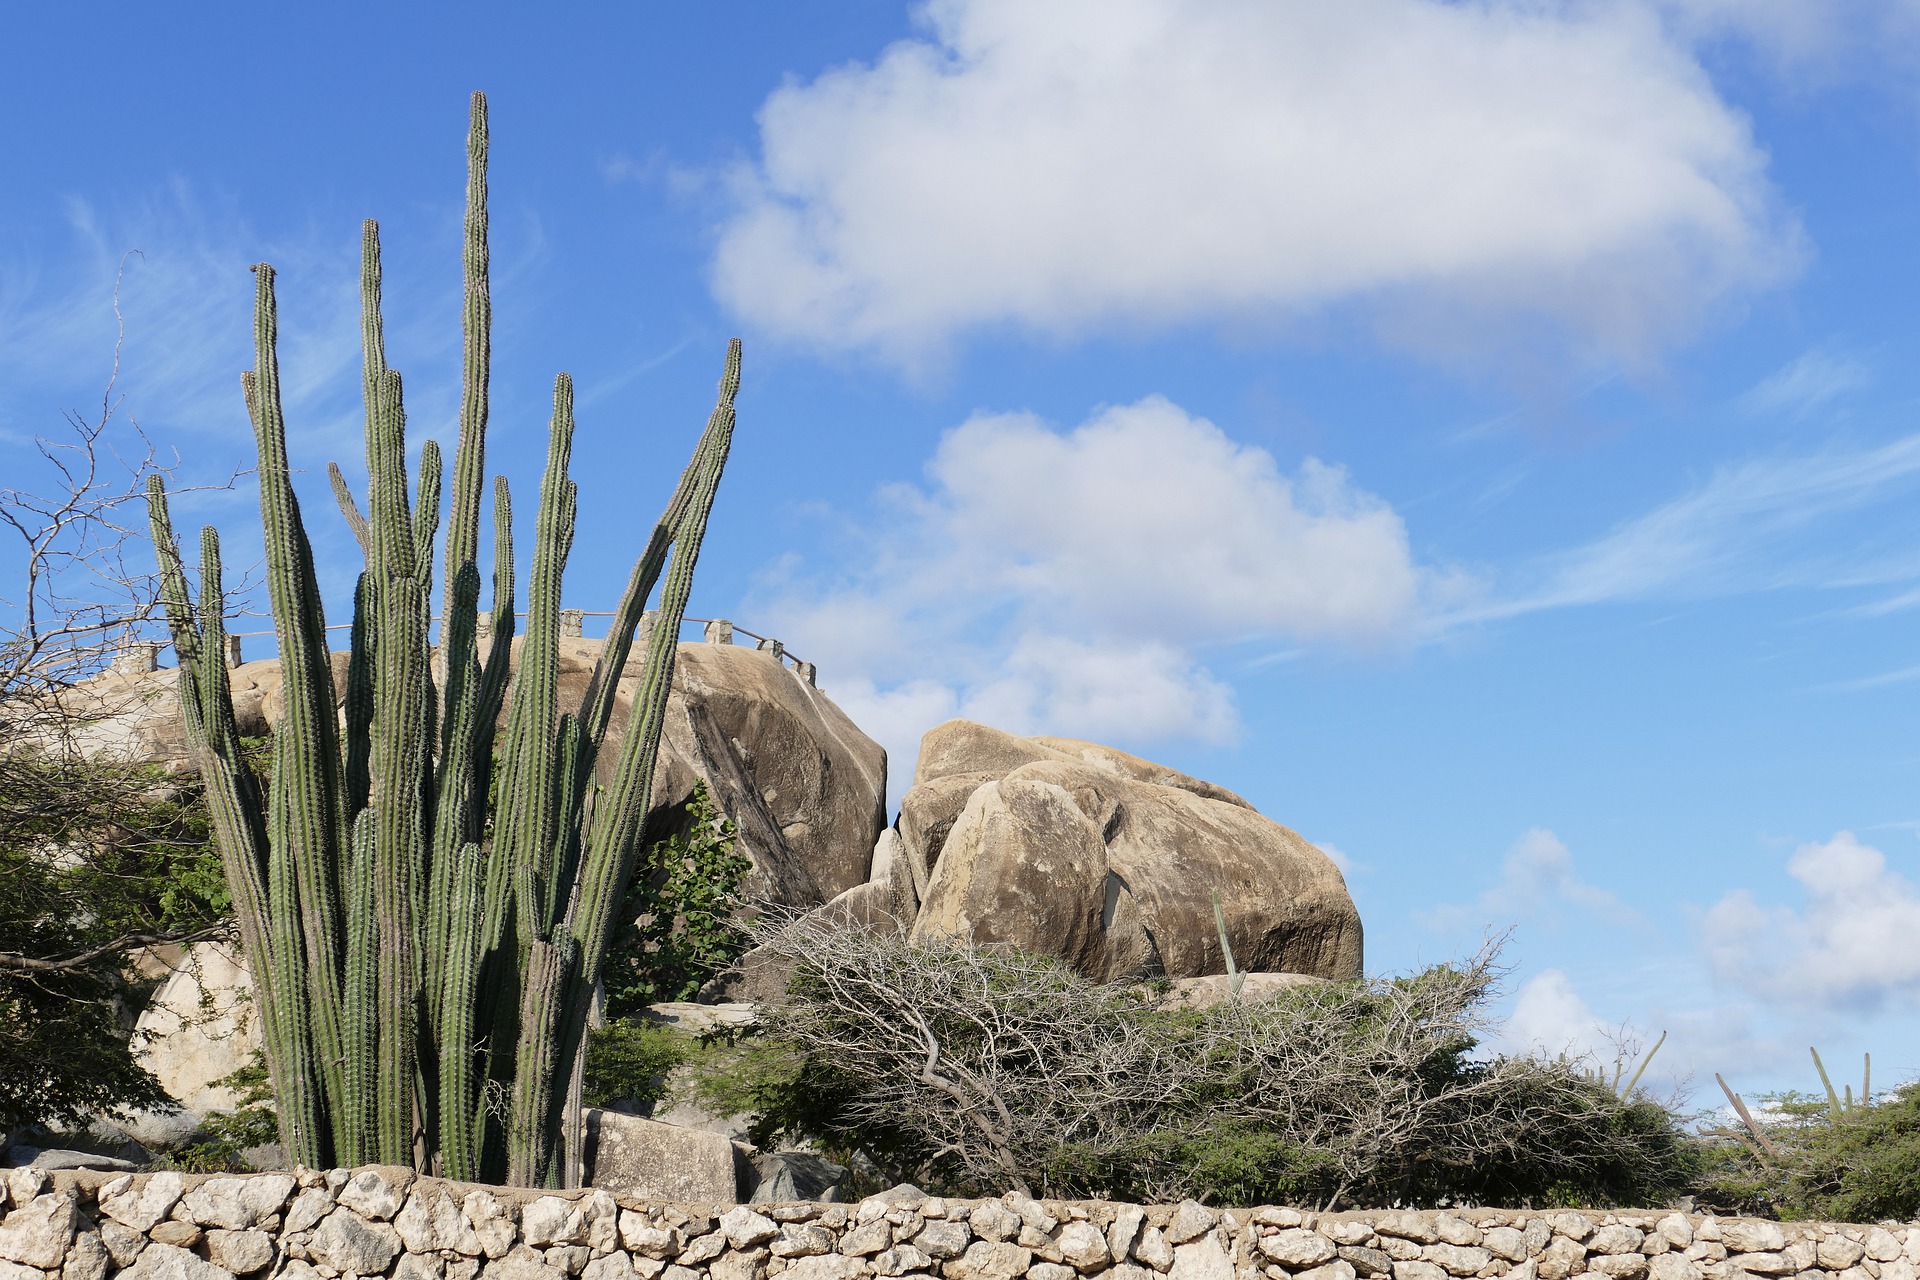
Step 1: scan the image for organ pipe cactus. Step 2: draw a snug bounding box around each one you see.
[144,93,740,1186]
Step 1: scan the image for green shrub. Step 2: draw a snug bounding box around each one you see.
[1791,1082,1920,1221]
[155,1055,280,1173]
[1693,1082,1920,1221]
[582,1020,691,1113]
[599,781,751,1015]
[1,754,235,1132]
[685,916,1695,1207]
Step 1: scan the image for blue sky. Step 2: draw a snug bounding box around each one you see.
[10,0,1920,1106]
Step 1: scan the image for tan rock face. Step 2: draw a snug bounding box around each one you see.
[610,641,887,907]
[62,637,886,911]
[901,720,1362,982]
[584,1109,743,1203]
[130,943,260,1116]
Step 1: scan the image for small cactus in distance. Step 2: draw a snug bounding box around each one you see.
[1211,889,1245,999]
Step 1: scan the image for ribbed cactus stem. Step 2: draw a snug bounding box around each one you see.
[445,91,491,599]
[437,839,485,1180]
[507,935,577,1187]
[342,809,378,1164]
[147,93,737,1185]
[245,267,349,1147]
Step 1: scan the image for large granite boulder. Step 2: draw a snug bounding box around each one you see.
[122,941,261,1149]
[55,635,887,910]
[885,721,1360,983]
[620,640,886,906]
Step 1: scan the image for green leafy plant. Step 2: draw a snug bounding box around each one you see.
[158,1055,280,1173]
[1694,1055,1920,1220]
[1,756,233,1132]
[145,93,740,1186]
[600,781,750,1016]
[581,1020,691,1113]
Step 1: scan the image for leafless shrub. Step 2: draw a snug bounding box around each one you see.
[1,278,238,1131]
[714,912,1692,1207]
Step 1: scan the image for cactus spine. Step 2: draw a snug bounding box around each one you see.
[147,92,739,1185]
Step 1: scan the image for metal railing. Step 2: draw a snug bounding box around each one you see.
[114,613,817,687]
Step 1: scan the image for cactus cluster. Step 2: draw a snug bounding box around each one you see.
[144,93,739,1187]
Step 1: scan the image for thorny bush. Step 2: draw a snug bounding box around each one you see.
[691,913,1693,1208]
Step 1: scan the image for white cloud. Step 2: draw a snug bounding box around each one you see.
[1503,969,1610,1061]
[914,398,1424,644]
[1430,828,1637,932]
[1705,831,1920,1010]
[713,0,1798,370]
[1738,345,1873,419]
[1657,0,1920,82]
[761,394,1432,791]
[1463,431,1920,621]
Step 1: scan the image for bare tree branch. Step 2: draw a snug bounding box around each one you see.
[0,919,233,976]
[726,912,1689,1204]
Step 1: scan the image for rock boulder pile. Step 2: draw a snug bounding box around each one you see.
[4,1166,1916,1280]
[44,635,888,911]
[817,720,1361,985]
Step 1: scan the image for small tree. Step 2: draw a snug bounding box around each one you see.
[600,781,751,1016]
[0,300,232,1134]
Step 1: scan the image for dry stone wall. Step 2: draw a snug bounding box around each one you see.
[5,1166,1918,1280]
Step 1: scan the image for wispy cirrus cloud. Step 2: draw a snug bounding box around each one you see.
[0,179,545,620]
[1737,344,1873,419]
[1454,431,1920,624]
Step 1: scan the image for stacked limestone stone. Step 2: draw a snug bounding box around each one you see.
[3,1166,1918,1280]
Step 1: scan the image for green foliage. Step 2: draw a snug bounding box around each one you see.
[0,753,232,1131]
[600,782,750,1015]
[581,1020,690,1112]
[145,92,740,1186]
[157,1055,280,1173]
[687,923,1696,1207]
[1693,1081,1920,1220]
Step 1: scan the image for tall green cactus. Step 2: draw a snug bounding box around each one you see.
[145,92,740,1186]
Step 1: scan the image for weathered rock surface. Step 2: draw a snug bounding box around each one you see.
[635,641,886,907]
[129,942,261,1127]
[585,1109,743,1202]
[0,1193,78,1268]
[895,721,1360,982]
[18,1171,1920,1280]
[746,1153,847,1205]
[58,636,886,910]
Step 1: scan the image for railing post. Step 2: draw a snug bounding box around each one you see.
[794,660,817,687]
[226,635,244,668]
[703,618,733,645]
[111,641,161,677]
[560,608,584,638]
[756,636,785,663]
